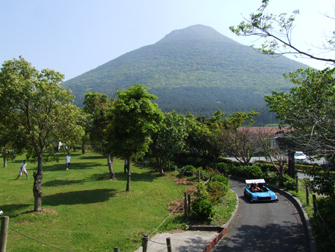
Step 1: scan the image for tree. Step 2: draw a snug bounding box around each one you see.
[229,0,335,65]
[150,110,188,175]
[83,91,115,179]
[106,83,163,191]
[255,127,287,176]
[0,120,25,167]
[223,126,259,165]
[184,112,212,156]
[265,68,335,157]
[0,57,84,211]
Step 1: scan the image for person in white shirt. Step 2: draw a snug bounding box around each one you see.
[66,154,71,170]
[16,160,29,180]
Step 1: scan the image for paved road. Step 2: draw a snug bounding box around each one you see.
[212,180,309,252]
[226,156,327,165]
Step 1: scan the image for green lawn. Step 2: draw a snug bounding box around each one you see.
[0,151,191,252]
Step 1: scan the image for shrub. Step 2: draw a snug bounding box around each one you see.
[195,168,209,181]
[179,165,196,176]
[213,162,230,175]
[207,181,228,204]
[191,198,214,220]
[229,164,263,179]
[195,181,208,198]
[264,171,277,184]
[248,165,263,178]
[283,176,296,190]
[211,174,229,186]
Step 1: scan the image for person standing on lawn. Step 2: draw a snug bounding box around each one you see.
[16,160,29,180]
[66,153,71,170]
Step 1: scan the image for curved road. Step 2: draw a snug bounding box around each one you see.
[212,180,309,252]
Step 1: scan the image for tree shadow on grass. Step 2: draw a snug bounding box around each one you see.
[0,204,32,217]
[79,155,106,160]
[42,179,86,187]
[42,188,116,206]
[89,170,158,183]
[213,223,307,252]
[41,162,103,172]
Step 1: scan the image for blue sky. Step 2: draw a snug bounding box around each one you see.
[1,0,334,81]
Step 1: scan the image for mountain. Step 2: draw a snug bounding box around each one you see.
[64,24,309,123]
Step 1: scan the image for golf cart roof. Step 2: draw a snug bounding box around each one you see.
[245,179,266,184]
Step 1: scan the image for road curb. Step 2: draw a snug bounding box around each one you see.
[267,184,317,252]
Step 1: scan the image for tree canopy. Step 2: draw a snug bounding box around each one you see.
[0,56,84,211]
[106,83,163,191]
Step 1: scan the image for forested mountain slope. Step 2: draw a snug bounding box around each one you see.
[64,25,309,123]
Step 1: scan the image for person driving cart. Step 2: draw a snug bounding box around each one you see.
[251,183,261,192]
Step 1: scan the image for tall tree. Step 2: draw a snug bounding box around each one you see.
[106,83,163,191]
[150,110,188,175]
[83,91,115,179]
[265,67,335,158]
[223,126,259,165]
[255,127,287,176]
[184,112,211,156]
[0,56,84,211]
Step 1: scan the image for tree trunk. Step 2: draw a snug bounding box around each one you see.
[126,153,131,191]
[33,153,43,211]
[82,138,85,154]
[288,151,295,178]
[3,155,6,168]
[159,164,165,176]
[107,154,115,179]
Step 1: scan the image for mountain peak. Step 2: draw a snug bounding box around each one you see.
[157,24,237,44]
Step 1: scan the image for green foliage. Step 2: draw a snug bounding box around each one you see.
[277,174,296,190]
[312,197,335,252]
[207,181,228,204]
[208,175,230,204]
[64,25,307,124]
[191,197,214,220]
[211,174,229,186]
[107,83,163,158]
[150,110,188,174]
[195,181,208,198]
[107,83,163,190]
[229,164,263,179]
[179,165,196,176]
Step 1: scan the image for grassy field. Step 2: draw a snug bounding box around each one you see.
[0,150,194,252]
[1,150,236,252]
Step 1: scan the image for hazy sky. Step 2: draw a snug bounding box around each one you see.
[1,0,334,81]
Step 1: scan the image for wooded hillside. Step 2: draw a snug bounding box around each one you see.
[64,25,309,123]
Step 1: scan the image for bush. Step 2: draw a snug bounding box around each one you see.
[213,162,230,175]
[191,198,214,220]
[207,181,228,203]
[249,165,263,178]
[195,181,208,198]
[211,174,229,186]
[179,165,196,176]
[264,171,277,184]
[283,175,296,190]
[230,164,263,179]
